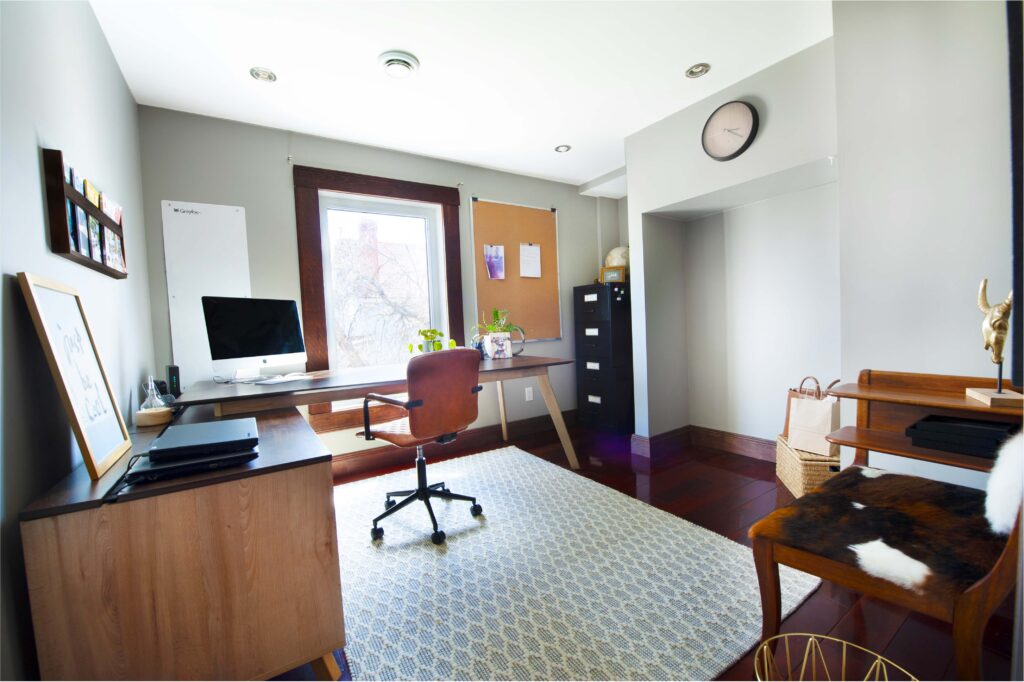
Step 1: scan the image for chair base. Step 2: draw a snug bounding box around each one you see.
[371,446,482,545]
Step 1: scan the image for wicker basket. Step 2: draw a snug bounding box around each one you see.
[776,435,840,498]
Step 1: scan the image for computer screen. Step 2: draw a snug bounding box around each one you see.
[202,297,305,361]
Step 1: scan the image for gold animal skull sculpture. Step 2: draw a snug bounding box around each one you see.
[978,278,1013,365]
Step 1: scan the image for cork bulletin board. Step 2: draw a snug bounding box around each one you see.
[471,199,561,340]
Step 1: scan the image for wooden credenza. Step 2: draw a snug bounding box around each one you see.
[20,407,345,680]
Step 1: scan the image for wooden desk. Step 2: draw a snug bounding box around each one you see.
[177,355,580,470]
[826,369,1022,472]
[21,407,345,680]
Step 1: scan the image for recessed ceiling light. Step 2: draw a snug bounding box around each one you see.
[685,63,711,79]
[379,50,420,79]
[554,145,572,153]
[249,66,277,82]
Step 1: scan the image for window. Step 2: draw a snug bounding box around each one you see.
[292,166,463,428]
[319,192,447,373]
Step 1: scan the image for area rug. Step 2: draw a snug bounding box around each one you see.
[334,447,818,680]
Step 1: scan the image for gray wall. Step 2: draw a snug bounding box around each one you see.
[617,197,629,247]
[138,107,617,450]
[833,0,1011,487]
[640,214,689,435]
[0,2,155,678]
[625,38,838,436]
[682,183,841,440]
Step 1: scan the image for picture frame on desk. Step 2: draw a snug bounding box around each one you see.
[599,266,626,283]
[17,273,132,480]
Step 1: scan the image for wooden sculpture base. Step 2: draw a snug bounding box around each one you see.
[965,387,1024,407]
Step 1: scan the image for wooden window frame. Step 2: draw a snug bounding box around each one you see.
[293,165,464,419]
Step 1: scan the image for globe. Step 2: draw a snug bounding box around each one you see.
[604,246,630,269]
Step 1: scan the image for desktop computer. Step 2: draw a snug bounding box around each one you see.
[201,296,308,383]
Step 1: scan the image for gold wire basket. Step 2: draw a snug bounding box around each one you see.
[754,633,918,681]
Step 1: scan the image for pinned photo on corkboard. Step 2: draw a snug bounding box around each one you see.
[484,244,505,280]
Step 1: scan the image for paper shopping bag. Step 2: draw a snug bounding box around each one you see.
[788,392,840,457]
[783,377,838,439]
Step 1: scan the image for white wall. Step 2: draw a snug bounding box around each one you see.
[0,2,155,677]
[833,0,1011,487]
[682,183,841,440]
[138,107,617,453]
[625,38,838,436]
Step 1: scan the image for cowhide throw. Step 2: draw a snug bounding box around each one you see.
[750,465,1007,601]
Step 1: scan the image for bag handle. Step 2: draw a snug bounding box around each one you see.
[797,376,822,400]
[825,379,841,400]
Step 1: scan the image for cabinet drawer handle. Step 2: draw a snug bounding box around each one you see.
[586,362,600,370]
[587,395,602,404]
[584,293,598,302]
[585,328,599,336]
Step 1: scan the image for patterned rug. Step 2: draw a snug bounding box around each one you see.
[334,447,818,680]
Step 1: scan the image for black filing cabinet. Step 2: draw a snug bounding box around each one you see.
[573,283,634,432]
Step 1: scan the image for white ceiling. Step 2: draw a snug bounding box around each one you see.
[90,1,832,191]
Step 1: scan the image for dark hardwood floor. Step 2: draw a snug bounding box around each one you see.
[333,423,1017,681]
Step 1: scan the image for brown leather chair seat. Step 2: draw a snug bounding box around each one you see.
[360,416,425,448]
[749,466,1005,604]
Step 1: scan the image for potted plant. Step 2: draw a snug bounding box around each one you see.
[472,309,526,359]
[408,328,456,354]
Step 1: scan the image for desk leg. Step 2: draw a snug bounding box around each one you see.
[537,373,580,470]
[495,380,509,441]
[311,652,341,681]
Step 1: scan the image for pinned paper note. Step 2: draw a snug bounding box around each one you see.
[520,243,541,278]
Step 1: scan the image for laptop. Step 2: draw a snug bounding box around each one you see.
[148,417,259,463]
[125,447,259,486]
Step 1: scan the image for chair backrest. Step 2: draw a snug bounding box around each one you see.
[406,348,481,441]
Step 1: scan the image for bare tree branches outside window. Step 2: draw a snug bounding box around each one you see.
[326,210,431,368]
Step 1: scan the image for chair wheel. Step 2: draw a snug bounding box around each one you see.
[371,527,384,541]
[431,530,446,545]
[470,504,483,517]
[384,498,396,510]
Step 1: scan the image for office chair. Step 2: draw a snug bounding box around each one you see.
[359,348,484,545]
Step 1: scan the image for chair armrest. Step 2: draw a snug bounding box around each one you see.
[365,393,416,409]
[361,393,425,440]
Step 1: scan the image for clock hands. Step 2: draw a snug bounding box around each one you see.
[723,127,744,137]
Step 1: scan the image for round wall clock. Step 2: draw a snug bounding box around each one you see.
[701,101,759,161]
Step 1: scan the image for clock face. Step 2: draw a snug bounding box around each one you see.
[701,101,759,161]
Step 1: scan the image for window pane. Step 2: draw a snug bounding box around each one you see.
[326,209,431,369]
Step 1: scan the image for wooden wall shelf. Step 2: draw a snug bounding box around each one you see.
[826,369,1022,472]
[828,382,1022,417]
[42,148,127,279]
[827,426,994,472]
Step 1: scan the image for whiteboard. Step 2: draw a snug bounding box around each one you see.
[36,286,125,457]
[162,200,251,389]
